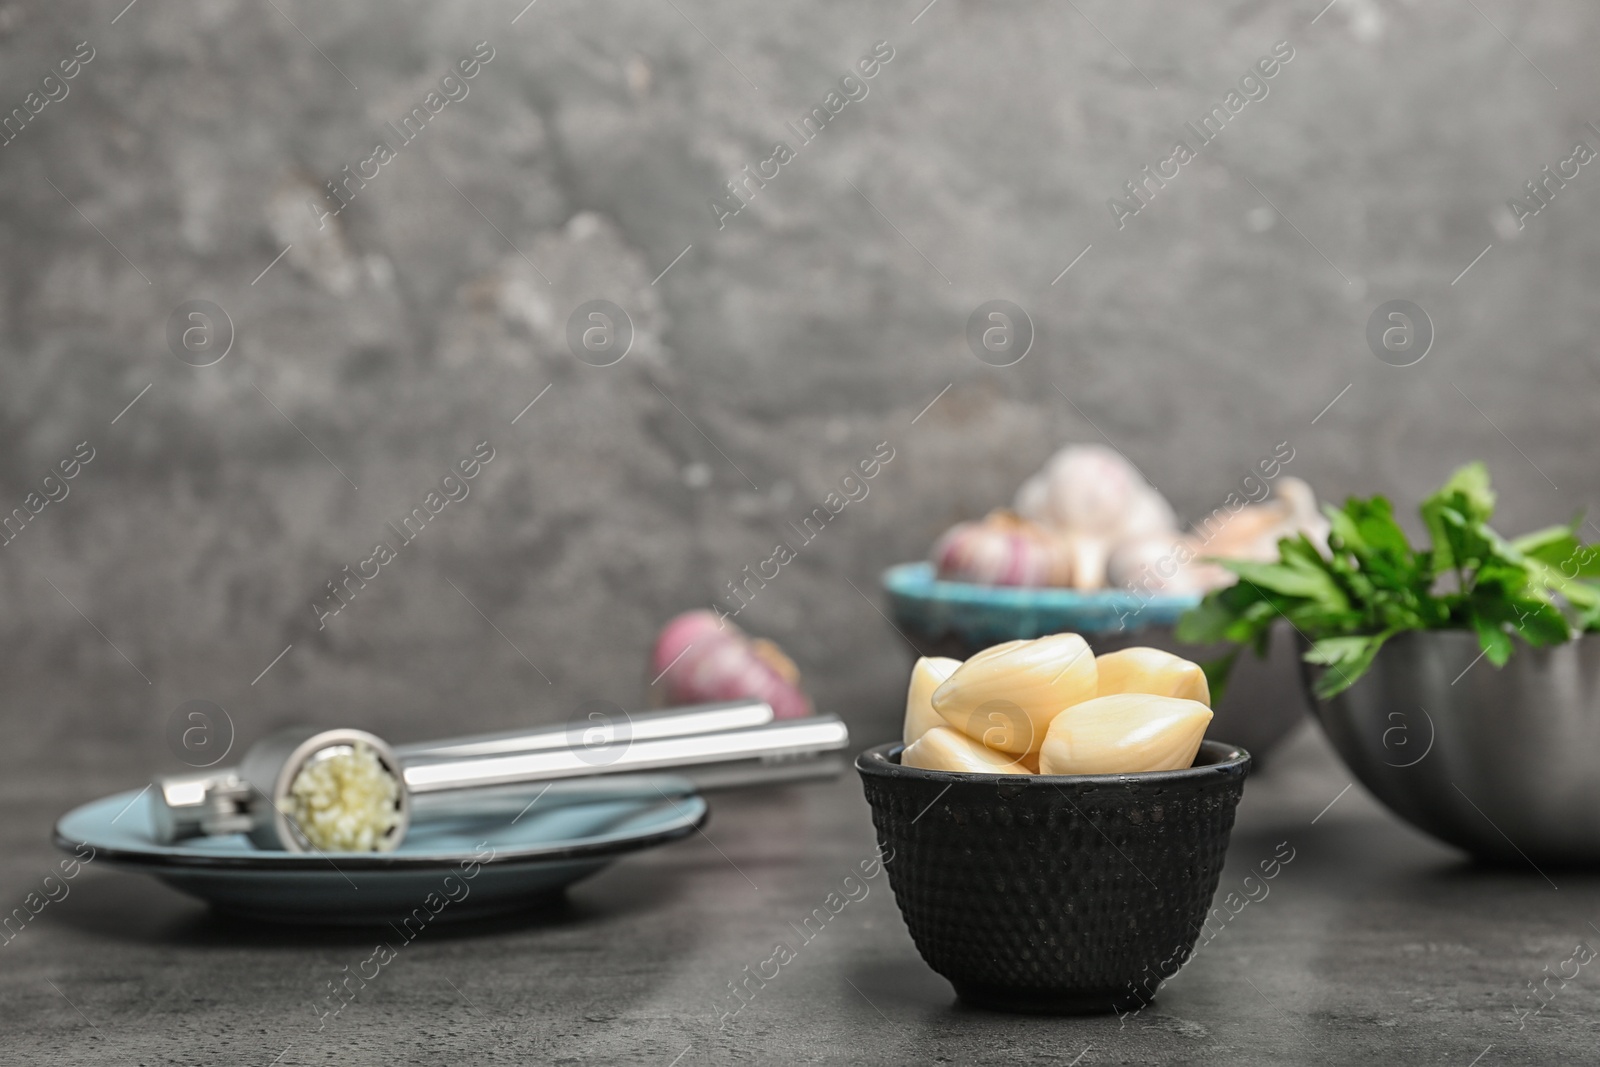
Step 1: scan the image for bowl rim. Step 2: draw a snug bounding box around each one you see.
[855,738,1251,786]
[880,560,1200,612]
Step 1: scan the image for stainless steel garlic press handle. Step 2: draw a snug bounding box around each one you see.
[150,701,849,852]
[152,699,774,846]
[401,716,850,793]
[391,698,773,760]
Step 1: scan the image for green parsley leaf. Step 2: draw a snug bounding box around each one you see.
[1182,463,1592,696]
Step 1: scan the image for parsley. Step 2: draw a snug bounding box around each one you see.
[1175,463,1600,699]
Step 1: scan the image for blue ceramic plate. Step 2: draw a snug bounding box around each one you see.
[54,778,708,925]
[882,561,1199,653]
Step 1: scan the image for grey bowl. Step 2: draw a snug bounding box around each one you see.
[1305,630,1600,866]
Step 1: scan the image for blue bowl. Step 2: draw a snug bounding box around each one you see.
[881,561,1198,651]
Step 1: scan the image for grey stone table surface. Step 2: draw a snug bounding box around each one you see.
[5,707,1597,1067]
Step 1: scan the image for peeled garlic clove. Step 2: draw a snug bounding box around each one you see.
[1095,647,1210,706]
[1204,476,1332,564]
[932,633,1097,755]
[1038,693,1212,775]
[904,656,963,745]
[1061,533,1112,591]
[1276,477,1331,549]
[902,726,1034,775]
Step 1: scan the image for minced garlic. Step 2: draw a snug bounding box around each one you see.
[287,743,402,852]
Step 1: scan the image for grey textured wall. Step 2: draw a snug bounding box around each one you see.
[2,0,1598,772]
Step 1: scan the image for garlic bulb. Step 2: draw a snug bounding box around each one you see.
[1105,533,1214,594]
[1014,445,1176,537]
[931,633,1097,755]
[1094,647,1211,705]
[937,444,1329,595]
[1012,445,1178,589]
[902,726,1034,775]
[1037,693,1212,775]
[931,510,1074,587]
[651,610,813,719]
[904,656,962,745]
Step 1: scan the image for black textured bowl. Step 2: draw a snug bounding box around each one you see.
[857,739,1250,1014]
